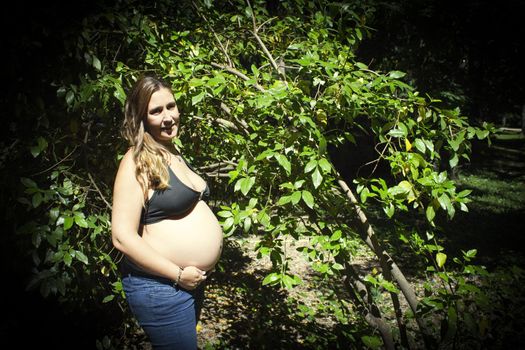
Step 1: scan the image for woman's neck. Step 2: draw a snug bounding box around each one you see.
[159,141,179,155]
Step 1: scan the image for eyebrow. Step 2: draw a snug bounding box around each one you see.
[148,102,177,114]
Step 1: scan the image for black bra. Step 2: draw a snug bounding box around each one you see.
[140,158,210,225]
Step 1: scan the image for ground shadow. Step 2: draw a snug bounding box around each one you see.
[199,238,362,349]
[441,136,525,266]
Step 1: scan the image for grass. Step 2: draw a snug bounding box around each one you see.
[445,130,525,267]
[457,171,525,214]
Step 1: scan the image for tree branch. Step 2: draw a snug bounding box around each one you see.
[246,0,287,82]
[337,177,432,347]
[211,62,266,92]
[192,1,233,67]
[88,172,112,211]
[341,261,395,350]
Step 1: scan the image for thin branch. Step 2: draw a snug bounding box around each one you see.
[193,114,248,136]
[200,160,238,170]
[246,0,287,82]
[30,145,79,177]
[360,68,382,76]
[356,138,391,177]
[192,1,233,66]
[204,173,230,178]
[256,16,276,32]
[220,102,249,131]
[211,62,266,92]
[88,172,112,210]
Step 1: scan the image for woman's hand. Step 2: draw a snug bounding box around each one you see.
[178,266,206,290]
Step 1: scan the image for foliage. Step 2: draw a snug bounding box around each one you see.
[7,0,505,348]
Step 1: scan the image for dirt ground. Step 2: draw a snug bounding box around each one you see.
[194,234,382,349]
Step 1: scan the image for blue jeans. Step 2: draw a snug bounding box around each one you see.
[122,273,205,350]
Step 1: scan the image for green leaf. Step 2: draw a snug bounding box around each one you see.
[30,137,48,157]
[449,153,459,168]
[318,158,331,173]
[436,252,447,268]
[443,306,458,342]
[364,275,378,285]
[304,159,317,173]
[312,168,323,189]
[240,177,255,196]
[262,272,280,286]
[426,205,435,222]
[332,263,344,270]
[92,56,102,70]
[388,128,406,138]
[384,203,395,218]
[355,62,368,70]
[274,154,291,175]
[75,215,89,228]
[361,335,382,349]
[414,138,426,153]
[102,295,114,303]
[113,83,126,104]
[464,249,477,259]
[360,187,373,203]
[282,274,300,289]
[75,250,89,264]
[49,207,60,221]
[243,216,252,232]
[217,210,232,218]
[388,70,406,79]
[63,217,74,231]
[302,190,314,209]
[21,177,37,189]
[437,194,451,210]
[191,91,206,105]
[291,191,302,205]
[65,90,75,106]
[32,192,43,208]
[222,217,234,231]
[277,195,292,205]
[64,252,73,266]
[330,230,342,241]
[380,280,399,293]
[318,136,327,156]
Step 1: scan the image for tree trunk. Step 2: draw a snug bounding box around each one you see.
[341,260,395,350]
[337,178,433,348]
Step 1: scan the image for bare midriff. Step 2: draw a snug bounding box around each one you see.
[141,201,223,272]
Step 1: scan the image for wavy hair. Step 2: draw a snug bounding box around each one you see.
[122,75,174,196]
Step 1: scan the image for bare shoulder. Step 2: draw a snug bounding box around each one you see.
[114,148,139,186]
[115,148,138,174]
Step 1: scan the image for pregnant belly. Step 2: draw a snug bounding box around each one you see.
[142,201,223,271]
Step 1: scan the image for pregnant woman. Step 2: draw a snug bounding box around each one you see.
[111,75,223,349]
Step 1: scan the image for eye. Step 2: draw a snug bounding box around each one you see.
[149,107,162,115]
[167,102,177,110]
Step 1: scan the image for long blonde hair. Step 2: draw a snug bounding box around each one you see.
[122,75,174,196]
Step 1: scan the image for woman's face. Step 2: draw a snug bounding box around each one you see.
[145,87,180,145]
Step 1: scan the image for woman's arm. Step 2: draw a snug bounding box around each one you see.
[111,149,182,281]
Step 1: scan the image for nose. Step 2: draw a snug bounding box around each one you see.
[162,109,179,123]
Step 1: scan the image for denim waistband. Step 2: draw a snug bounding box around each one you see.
[120,257,176,286]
